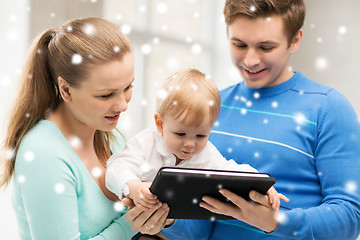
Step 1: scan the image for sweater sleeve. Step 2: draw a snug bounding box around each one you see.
[272,90,360,239]
[14,130,137,240]
[90,212,137,239]
[15,145,82,239]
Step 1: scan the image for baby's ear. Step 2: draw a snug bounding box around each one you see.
[154,113,164,133]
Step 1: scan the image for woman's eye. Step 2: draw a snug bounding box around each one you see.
[196,134,206,138]
[175,132,186,136]
[100,93,113,99]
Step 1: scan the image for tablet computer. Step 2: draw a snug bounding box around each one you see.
[149,167,276,220]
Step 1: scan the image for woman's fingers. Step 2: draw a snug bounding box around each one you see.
[126,203,169,234]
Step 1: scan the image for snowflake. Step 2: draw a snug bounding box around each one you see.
[5,148,15,160]
[192,198,198,204]
[294,112,306,125]
[157,3,168,14]
[115,14,123,21]
[54,183,65,194]
[191,83,198,91]
[275,211,288,224]
[241,108,247,115]
[69,136,82,149]
[141,99,148,106]
[338,26,347,35]
[249,5,256,12]
[24,151,35,162]
[161,24,168,32]
[210,216,216,221]
[157,89,169,101]
[66,25,73,32]
[113,46,120,53]
[272,101,278,108]
[185,36,192,43]
[315,56,328,71]
[345,181,357,193]
[153,37,160,44]
[91,167,102,178]
[253,92,260,99]
[263,119,268,124]
[18,175,26,183]
[141,44,152,55]
[191,44,202,55]
[121,24,132,35]
[140,163,151,173]
[246,101,252,107]
[84,24,96,36]
[71,54,83,65]
[208,100,214,107]
[218,184,223,189]
[114,201,125,212]
[165,190,174,199]
[139,5,147,13]
[25,112,30,118]
[254,152,260,158]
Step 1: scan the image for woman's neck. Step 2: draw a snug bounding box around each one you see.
[45,103,95,149]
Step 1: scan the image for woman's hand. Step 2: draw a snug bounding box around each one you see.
[199,189,279,233]
[123,198,170,235]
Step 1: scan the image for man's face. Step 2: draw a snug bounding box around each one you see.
[228,15,301,89]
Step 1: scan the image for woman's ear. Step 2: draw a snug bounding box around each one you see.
[58,76,72,102]
[289,29,303,54]
[154,113,164,134]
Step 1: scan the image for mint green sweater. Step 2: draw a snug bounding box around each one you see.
[12,120,137,239]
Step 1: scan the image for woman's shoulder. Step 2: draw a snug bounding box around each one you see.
[16,120,75,168]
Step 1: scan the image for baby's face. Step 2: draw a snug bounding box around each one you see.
[161,115,213,161]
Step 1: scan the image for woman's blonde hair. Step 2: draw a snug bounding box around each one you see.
[156,69,220,127]
[0,17,132,187]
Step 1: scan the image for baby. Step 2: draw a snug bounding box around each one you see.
[106,69,288,211]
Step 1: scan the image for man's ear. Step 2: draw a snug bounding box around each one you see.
[58,76,72,102]
[289,29,303,54]
[154,113,164,134]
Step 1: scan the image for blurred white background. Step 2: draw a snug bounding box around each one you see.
[1,0,360,239]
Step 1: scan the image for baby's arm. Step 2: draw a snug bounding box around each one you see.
[126,179,161,211]
[266,186,289,210]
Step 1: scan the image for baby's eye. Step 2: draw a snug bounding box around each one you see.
[175,132,186,136]
[196,134,206,138]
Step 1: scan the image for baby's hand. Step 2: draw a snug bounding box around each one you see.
[266,186,289,210]
[127,180,160,211]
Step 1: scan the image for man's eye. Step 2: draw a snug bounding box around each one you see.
[175,133,186,136]
[260,46,274,51]
[233,42,247,48]
[196,134,206,138]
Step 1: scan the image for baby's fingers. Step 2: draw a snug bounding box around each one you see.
[279,193,290,202]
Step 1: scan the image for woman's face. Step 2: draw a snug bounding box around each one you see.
[67,53,134,132]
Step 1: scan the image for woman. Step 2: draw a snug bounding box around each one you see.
[0,17,140,239]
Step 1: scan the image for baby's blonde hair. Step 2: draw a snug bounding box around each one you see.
[156,69,220,126]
